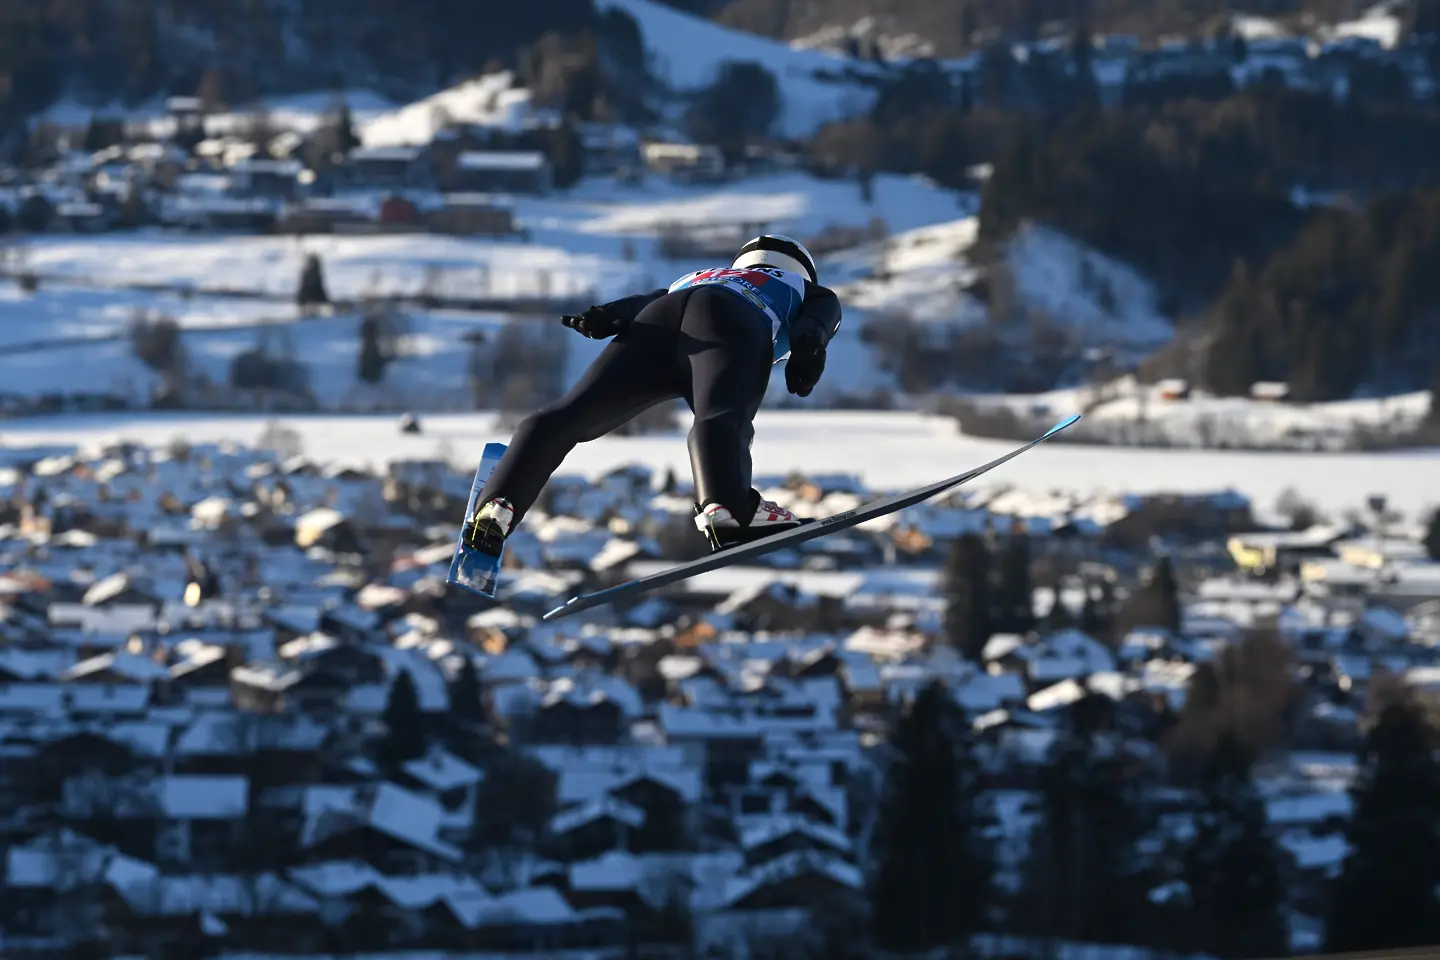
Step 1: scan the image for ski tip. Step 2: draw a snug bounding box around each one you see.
[541,596,587,622]
[1043,413,1082,438]
[481,442,508,459]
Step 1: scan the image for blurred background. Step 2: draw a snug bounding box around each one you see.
[0,1,1437,958]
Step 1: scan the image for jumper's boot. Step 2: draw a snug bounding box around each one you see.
[463,497,515,557]
[694,488,804,552]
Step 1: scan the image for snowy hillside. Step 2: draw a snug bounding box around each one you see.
[0,172,958,405]
[358,75,535,149]
[827,214,1172,353]
[1002,224,1172,350]
[594,0,884,137]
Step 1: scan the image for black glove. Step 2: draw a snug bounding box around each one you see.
[560,304,626,340]
[785,333,826,398]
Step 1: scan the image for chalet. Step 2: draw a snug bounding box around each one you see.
[343,146,430,190]
[230,663,349,715]
[158,194,278,232]
[1228,526,1346,577]
[112,775,248,869]
[299,782,464,873]
[53,201,109,233]
[276,197,376,235]
[377,193,422,229]
[547,795,646,861]
[228,158,303,198]
[425,194,516,236]
[447,150,552,194]
[642,141,725,184]
[277,633,385,682]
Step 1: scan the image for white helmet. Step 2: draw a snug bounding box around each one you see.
[732,234,817,284]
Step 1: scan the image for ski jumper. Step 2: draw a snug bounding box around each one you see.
[477,266,843,531]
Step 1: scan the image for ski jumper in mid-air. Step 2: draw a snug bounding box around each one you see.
[464,234,843,555]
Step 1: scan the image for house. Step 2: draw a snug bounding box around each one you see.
[377,194,422,229]
[276,197,376,235]
[642,142,725,183]
[446,151,552,194]
[425,194,517,236]
[60,773,250,870]
[343,147,430,190]
[228,158,303,198]
[0,416,1424,957]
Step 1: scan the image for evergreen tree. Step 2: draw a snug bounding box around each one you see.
[1114,554,1182,638]
[870,680,994,952]
[1079,581,1110,640]
[943,533,994,661]
[334,103,361,154]
[548,118,586,190]
[1424,508,1440,561]
[472,749,558,846]
[379,670,427,767]
[449,655,484,724]
[1022,724,1151,946]
[297,253,329,307]
[1184,733,1289,959]
[358,315,387,385]
[1044,583,1078,632]
[1325,701,1440,952]
[997,522,1035,634]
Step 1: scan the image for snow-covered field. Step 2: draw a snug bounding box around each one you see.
[978,378,1436,452]
[2,409,1436,520]
[0,172,964,404]
[17,172,959,300]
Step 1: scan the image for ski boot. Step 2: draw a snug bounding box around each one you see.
[694,489,805,552]
[463,497,514,558]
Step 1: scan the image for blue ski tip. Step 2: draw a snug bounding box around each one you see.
[1042,413,1082,438]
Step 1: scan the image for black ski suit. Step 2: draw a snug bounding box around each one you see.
[478,273,843,530]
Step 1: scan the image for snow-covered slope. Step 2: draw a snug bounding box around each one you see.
[0,172,960,404]
[594,0,883,138]
[1003,224,1172,349]
[359,74,534,148]
[827,214,1171,353]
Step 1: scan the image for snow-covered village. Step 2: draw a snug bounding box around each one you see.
[0,1,1439,959]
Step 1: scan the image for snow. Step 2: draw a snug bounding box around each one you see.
[1,409,1437,519]
[828,216,1172,356]
[593,0,882,138]
[1232,15,1285,40]
[39,89,400,136]
[1325,5,1403,49]
[1003,224,1173,349]
[977,377,1437,453]
[359,74,534,149]
[0,171,962,404]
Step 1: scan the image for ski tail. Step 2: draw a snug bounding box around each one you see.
[541,413,1081,621]
[447,442,509,599]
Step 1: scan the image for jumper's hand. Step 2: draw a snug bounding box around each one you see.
[785,331,825,398]
[560,305,627,339]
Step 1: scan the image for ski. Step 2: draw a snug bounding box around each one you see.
[447,442,509,599]
[540,413,1081,621]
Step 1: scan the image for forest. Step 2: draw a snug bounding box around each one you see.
[807,40,1440,401]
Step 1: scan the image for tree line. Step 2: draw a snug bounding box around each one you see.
[696,0,1440,58]
[804,44,1440,402]
[0,0,600,135]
